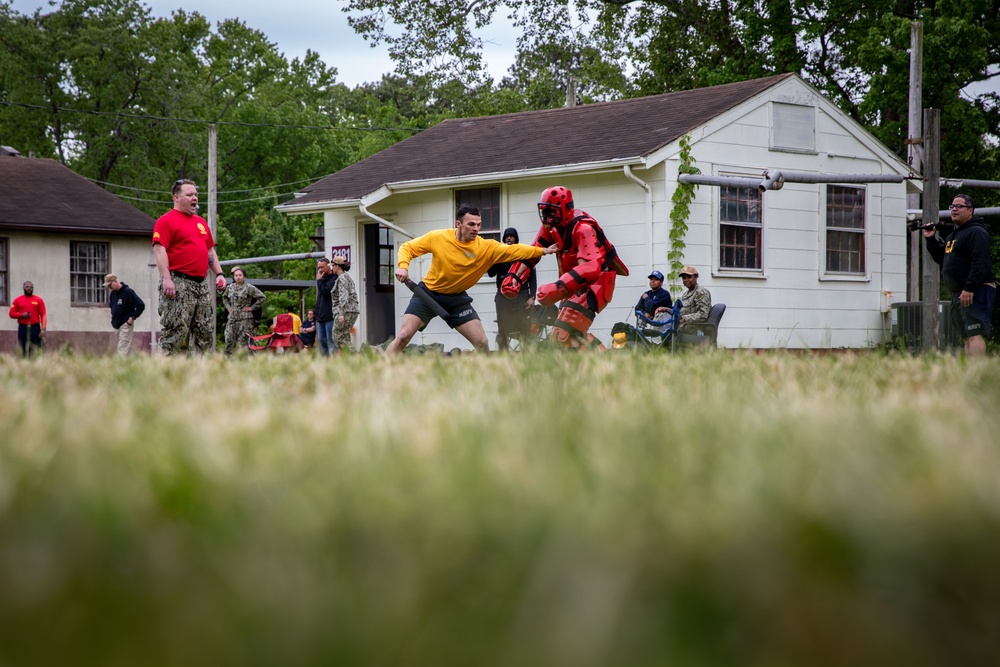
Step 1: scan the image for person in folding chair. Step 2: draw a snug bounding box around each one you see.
[677,265,712,332]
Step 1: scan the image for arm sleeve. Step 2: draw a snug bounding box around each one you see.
[528,267,537,298]
[132,291,145,319]
[924,235,945,265]
[965,228,996,290]
[397,234,433,269]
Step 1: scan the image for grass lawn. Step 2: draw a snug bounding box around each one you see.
[1,351,999,666]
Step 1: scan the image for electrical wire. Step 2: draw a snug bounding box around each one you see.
[87,175,326,195]
[0,100,423,133]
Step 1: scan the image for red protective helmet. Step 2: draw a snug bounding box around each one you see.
[538,186,574,227]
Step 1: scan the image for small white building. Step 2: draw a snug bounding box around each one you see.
[1,153,158,354]
[277,74,918,350]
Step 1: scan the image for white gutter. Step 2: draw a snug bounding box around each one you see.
[359,201,415,240]
[623,165,653,270]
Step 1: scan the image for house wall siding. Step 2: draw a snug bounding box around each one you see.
[318,77,910,351]
[1,231,159,355]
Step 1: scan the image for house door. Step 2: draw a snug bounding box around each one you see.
[364,223,396,346]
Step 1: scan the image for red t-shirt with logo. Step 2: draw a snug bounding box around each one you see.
[9,294,46,325]
[151,209,216,276]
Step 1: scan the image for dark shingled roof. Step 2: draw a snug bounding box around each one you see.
[284,74,793,208]
[0,157,156,236]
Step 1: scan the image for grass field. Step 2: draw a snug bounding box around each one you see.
[1,350,999,666]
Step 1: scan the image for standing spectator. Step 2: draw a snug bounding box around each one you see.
[299,309,317,349]
[924,194,997,356]
[104,274,145,357]
[677,265,712,329]
[315,257,338,356]
[152,179,226,355]
[387,205,555,354]
[330,255,360,353]
[488,227,537,350]
[8,280,46,358]
[221,266,266,355]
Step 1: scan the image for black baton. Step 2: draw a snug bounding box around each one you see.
[403,278,450,320]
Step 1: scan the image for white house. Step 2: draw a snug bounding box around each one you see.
[277,74,918,350]
[1,153,158,354]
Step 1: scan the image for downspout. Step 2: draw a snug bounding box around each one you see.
[359,201,415,240]
[623,165,653,270]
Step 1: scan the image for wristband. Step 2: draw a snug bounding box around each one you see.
[216,273,224,278]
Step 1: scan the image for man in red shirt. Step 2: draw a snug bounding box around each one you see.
[152,179,227,355]
[8,280,47,357]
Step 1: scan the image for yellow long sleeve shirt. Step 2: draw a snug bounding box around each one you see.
[398,228,545,294]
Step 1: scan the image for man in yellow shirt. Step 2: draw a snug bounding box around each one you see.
[387,205,557,354]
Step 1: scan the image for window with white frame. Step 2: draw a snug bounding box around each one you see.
[719,185,763,271]
[0,238,8,305]
[771,102,816,152]
[455,186,501,241]
[70,241,109,304]
[825,185,866,274]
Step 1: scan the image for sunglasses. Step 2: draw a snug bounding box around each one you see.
[679,273,696,278]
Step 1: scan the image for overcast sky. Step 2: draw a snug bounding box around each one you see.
[9,0,520,87]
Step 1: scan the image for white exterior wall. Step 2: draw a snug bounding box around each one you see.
[2,231,156,338]
[319,77,909,351]
[654,78,909,349]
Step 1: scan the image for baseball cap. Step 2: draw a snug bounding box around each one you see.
[647,270,664,281]
[679,265,699,277]
[332,255,349,266]
[103,274,118,287]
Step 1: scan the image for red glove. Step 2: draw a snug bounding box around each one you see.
[500,274,522,299]
[536,282,568,307]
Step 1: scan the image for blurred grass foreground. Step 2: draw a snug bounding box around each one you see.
[1,351,1000,667]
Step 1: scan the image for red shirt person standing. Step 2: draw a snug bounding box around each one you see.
[151,179,227,355]
[8,280,47,357]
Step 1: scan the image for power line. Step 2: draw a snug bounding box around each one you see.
[112,191,298,205]
[87,175,327,195]
[0,100,423,133]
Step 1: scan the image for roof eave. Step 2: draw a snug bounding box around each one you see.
[278,156,648,213]
[0,223,152,236]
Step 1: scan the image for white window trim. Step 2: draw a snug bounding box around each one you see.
[713,169,767,279]
[818,184,870,282]
[769,101,818,155]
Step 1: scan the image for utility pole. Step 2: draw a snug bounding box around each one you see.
[907,21,923,301]
[208,123,219,351]
[921,109,941,352]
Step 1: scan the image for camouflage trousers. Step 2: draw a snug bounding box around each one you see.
[225,315,257,355]
[159,276,214,355]
[333,312,358,352]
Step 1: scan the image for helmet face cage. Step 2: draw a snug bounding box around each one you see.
[538,186,574,227]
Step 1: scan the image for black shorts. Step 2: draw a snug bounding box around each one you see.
[950,285,996,339]
[404,286,480,329]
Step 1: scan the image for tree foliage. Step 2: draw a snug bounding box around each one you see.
[343,0,1000,197]
[0,0,418,282]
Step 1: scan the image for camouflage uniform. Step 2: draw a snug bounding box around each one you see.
[679,285,712,329]
[158,274,215,355]
[223,281,266,355]
[330,271,359,352]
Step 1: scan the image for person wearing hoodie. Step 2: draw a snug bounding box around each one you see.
[924,194,996,356]
[488,227,537,350]
[104,274,145,357]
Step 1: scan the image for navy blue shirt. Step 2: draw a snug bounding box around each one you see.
[635,287,673,318]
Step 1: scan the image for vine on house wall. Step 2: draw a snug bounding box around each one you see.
[668,134,700,294]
